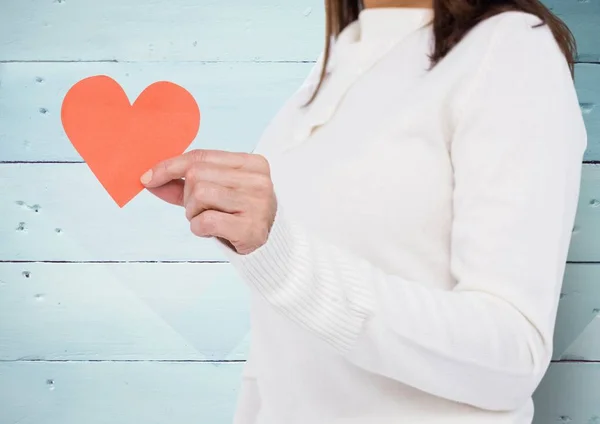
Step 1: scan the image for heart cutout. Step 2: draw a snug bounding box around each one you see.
[61,75,200,207]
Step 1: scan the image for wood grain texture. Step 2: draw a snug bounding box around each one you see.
[533,363,600,424]
[2,0,599,421]
[0,361,243,424]
[0,261,597,361]
[2,0,598,63]
[0,361,598,424]
[555,264,600,361]
[0,0,324,62]
[550,0,600,63]
[576,64,600,161]
[567,164,600,262]
[0,163,222,261]
[0,263,250,361]
[2,163,600,262]
[0,62,313,162]
[0,63,598,162]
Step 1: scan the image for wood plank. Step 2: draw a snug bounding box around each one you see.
[0,62,313,162]
[0,63,597,163]
[0,259,597,361]
[550,0,600,63]
[0,163,224,261]
[554,264,600,360]
[0,263,250,361]
[0,361,243,424]
[533,363,600,424]
[1,1,598,63]
[0,0,324,62]
[2,163,600,262]
[559,315,600,362]
[0,361,597,424]
[568,164,600,261]
[576,64,600,161]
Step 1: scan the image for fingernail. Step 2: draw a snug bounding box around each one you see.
[140,170,153,185]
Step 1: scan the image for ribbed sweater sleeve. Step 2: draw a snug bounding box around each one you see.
[216,14,587,411]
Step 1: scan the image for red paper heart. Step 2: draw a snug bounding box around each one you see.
[61,75,200,207]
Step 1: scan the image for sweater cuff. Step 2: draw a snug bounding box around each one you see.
[215,203,375,353]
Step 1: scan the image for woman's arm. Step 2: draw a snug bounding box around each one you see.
[217,13,587,411]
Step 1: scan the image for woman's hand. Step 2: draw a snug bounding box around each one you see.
[140,149,277,255]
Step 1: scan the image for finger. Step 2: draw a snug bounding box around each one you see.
[185,149,270,174]
[184,182,246,221]
[146,179,185,206]
[142,150,271,189]
[186,162,270,191]
[179,163,240,204]
[189,210,247,244]
[141,154,194,188]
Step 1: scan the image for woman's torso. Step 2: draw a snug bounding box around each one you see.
[244,9,541,424]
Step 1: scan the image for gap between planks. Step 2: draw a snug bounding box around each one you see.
[0,359,245,363]
[0,359,597,363]
[0,260,228,263]
[0,60,318,64]
[0,59,596,64]
[4,160,600,166]
[0,260,596,264]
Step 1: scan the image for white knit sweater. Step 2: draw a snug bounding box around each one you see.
[216,7,587,424]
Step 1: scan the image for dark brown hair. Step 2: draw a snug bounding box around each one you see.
[306,0,576,105]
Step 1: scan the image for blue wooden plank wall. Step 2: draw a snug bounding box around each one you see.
[0,1,598,423]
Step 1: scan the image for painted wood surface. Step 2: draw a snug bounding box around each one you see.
[0,63,598,163]
[0,362,598,424]
[0,361,244,424]
[0,62,313,162]
[0,0,324,62]
[576,64,600,161]
[565,164,600,262]
[2,0,600,422]
[1,0,598,63]
[533,363,600,424]
[555,264,600,361]
[2,163,600,262]
[0,263,250,361]
[0,261,598,362]
[549,0,600,63]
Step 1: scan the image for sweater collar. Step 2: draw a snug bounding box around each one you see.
[333,7,433,48]
[358,7,433,43]
[285,7,434,152]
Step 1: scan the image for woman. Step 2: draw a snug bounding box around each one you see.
[140,0,587,422]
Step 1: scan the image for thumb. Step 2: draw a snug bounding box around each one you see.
[145,179,185,206]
